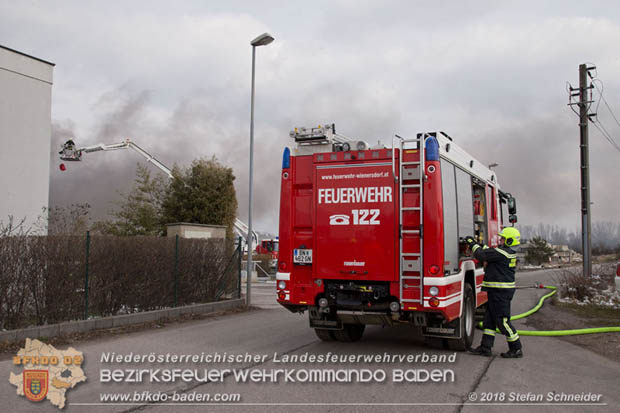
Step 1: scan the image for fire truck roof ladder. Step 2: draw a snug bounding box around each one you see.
[394,134,426,306]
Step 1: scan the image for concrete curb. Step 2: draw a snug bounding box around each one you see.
[0,298,245,344]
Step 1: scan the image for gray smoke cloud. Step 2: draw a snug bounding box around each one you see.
[4,0,619,234]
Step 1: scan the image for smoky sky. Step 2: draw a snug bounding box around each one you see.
[3,1,620,233]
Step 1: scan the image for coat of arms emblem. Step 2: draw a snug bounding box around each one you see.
[23,370,48,402]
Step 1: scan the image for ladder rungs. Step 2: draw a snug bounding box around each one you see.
[397,136,424,306]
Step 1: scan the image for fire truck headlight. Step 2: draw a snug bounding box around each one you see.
[389,301,400,313]
[277,281,286,290]
[429,286,439,296]
[318,297,329,308]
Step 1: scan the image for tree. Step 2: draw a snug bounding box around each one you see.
[47,203,92,235]
[93,163,168,236]
[525,236,555,265]
[161,158,237,237]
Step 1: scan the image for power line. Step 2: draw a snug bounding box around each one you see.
[592,80,620,131]
[585,77,620,154]
[591,121,620,153]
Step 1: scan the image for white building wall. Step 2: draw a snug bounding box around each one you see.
[0,46,54,233]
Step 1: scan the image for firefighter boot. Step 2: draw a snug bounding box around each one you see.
[468,346,492,357]
[500,349,523,358]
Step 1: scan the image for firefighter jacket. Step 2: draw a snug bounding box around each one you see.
[471,244,517,290]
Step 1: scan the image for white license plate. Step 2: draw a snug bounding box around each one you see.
[293,249,312,264]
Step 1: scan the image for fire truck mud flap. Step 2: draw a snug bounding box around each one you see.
[309,318,343,330]
[308,307,343,330]
[309,307,397,329]
[422,322,461,339]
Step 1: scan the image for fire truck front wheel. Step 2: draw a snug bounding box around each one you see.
[314,328,336,341]
[332,324,366,342]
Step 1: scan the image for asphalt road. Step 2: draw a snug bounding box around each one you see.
[2,269,618,412]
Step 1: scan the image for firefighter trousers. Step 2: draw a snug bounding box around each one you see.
[481,288,522,351]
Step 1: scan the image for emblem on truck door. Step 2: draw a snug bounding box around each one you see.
[329,214,350,225]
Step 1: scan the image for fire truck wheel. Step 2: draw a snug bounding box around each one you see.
[332,324,366,342]
[448,283,475,351]
[314,328,336,341]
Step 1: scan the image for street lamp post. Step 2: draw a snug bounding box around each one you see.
[247,32,274,306]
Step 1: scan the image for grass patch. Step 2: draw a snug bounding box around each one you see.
[553,300,620,325]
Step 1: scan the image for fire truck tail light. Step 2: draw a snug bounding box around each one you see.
[282,147,290,169]
[278,291,286,301]
[59,163,66,171]
[277,281,286,290]
[279,262,287,270]
[429,297,440,307]
[429,286,439,296]
[429,265,440,275]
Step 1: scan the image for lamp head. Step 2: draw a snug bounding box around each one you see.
[251,32,275,47]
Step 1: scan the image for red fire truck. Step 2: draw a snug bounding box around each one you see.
[256,238,279,271]
[276,124,518,349]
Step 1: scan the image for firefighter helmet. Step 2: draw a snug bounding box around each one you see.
[499,227,520,247]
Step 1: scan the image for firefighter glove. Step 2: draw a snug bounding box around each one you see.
[464,236,476,245]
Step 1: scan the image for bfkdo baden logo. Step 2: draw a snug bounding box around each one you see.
[9,338,86,409]
[24,370,49,401]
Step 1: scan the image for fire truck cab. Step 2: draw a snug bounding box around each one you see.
[276,124,517,349]
[256,238,279,271]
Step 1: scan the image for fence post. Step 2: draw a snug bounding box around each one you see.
[84,231,90,320]
[174,234,179,307]
[238,236,242,299]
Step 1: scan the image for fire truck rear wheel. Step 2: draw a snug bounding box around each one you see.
[332,324,366,342]
[448,283,475,351]
[314,328,336,341]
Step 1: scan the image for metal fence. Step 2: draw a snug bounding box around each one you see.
[0,233,241,330]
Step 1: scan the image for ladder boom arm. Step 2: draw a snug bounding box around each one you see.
[65,137,258,247]
[75,139,174,179]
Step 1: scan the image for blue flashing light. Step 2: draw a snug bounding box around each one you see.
[425,137,439,161]
[282,147,290,169]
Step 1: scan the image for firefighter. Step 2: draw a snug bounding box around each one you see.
[465,227,523,358]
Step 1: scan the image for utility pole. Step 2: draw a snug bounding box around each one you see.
[577,64,594,277]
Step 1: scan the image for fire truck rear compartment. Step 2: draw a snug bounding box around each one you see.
[307,280,396,329]
[324,280,392,311]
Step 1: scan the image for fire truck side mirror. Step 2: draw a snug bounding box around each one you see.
[507,197,517,215]
[509,214,518,224]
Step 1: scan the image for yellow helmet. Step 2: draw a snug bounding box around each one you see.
[499,227,520,247]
